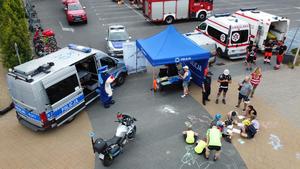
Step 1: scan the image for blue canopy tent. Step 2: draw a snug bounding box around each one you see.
[136,26,210,86]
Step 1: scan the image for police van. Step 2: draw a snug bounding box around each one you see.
[195,13,251,59]
[233,8,290,51]
[7,44,127,131]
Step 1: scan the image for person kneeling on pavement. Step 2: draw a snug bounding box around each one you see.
[182,126,199,144]
[205,125,222,161]
[194,138,207,155]
[240,119,258,139]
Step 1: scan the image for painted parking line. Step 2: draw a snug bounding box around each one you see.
[102,19,146,26]
[58,21,74,32]
[91,4,119,8]
[99,14,140,21]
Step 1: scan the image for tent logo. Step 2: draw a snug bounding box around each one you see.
[175,58,180,63]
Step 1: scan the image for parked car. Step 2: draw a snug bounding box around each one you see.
[62,0,79,7]
[184,32,217,66]
[64,2,87,25]
[105,25,131,57]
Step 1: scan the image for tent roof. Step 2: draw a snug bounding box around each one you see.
[136,26,210,66]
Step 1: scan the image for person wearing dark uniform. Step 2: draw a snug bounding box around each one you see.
[264,40,273,64]
[246,46,257,71]
[215,69,232,104]
[274,41,287,70]
[202,67,212,105]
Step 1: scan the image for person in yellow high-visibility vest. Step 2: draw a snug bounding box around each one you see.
[194,139,207,154]
[182,127,199,144]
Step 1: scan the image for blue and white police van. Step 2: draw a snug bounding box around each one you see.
[7,44,127,131]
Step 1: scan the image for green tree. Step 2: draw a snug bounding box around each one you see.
[0,0,32,68]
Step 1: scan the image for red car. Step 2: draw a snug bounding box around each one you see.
[62,0,79,7]
[64,2,87,25]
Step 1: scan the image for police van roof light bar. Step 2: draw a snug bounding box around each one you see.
[240,7,257,11]
[214,13,231,17]
[68,44,91,53]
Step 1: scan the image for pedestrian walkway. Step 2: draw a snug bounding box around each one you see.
[0,62,94,169]
[190,67,300,169]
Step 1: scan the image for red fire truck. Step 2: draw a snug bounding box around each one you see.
[143,0,213,24]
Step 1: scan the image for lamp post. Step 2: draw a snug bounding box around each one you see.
[14,43,21,65]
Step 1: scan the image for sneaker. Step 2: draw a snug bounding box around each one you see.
[181,94,186,98]
[215,99,219,104]
[222,99,226,104]
[242,108,246,111]
[263,61,266,64]
[206,99,211,101]
[235,105,240,108]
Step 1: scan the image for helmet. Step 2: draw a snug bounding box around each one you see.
[223,69,230,76]
[242,119,251,126]
[215,113,222,120]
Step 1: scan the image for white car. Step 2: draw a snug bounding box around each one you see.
[105,25,131,57]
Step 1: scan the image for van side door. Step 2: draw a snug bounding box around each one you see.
[42,65,85,126]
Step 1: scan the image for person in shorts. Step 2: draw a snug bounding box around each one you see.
[215,69,232,104]
[205,125,222,161]
[274,41,287,70]
[264,40,273,64]
[246,46,257,71]
[236,76,253,111]
[179,66,191,98]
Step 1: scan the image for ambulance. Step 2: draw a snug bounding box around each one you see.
[233,8,290,51]
[195,13,251,59]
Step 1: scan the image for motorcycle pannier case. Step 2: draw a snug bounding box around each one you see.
[94,138,107,153]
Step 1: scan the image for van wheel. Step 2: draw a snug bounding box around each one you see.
[117,73,126,86]
[198,12,207,22]
[165,16,174,24]
[217,48,223,58]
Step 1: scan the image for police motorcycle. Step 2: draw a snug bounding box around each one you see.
[90,113,137,166]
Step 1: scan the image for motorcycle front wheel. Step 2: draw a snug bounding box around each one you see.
[127,126,137,139]
[103,154,114,167]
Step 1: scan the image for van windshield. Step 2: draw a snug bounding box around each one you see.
[231,30,249,44]
[46,74,79,105]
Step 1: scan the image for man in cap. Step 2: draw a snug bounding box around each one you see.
[215,69,232,104]
[179,65,191,98]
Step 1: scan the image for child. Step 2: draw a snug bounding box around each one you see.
[210,113,222,128]
[194,138,207,154]
[182,126,199,144]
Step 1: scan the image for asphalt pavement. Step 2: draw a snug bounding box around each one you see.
[87,72,247,169]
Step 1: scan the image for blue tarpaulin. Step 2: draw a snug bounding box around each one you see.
[136,26,210,86]
[136,25,210,66]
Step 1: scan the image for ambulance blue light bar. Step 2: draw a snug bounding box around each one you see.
[68,44,91,53]
[214,13,231,17]
[240,7,257,11]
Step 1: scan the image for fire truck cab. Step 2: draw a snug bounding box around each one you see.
[195,13,250,59]
[143,0,213,24]
[233,8,290,51]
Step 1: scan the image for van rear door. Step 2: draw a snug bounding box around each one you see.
[42,65,85,126]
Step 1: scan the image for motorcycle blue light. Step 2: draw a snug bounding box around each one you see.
[68,44,91,53]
